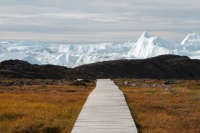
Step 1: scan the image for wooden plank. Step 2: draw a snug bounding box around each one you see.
[72,79,138,133]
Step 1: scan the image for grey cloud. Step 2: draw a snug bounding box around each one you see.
[0,0,199,42]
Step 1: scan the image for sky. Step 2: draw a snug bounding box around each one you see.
[0,0,199,43]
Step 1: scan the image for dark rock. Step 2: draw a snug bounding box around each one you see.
[164,80,177,85]
[80,79,93,83]
[72,81,87,86]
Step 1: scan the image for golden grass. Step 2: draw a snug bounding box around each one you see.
[0,81,95,133]
[115,79,200,133]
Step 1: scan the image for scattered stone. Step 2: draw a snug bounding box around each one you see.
[4,81,15,86]
[24,81,32,86]
[124,81,129,86]
[81,79,93,83]
[40,81,46,85]
[152,84,157,87]
[77,79,94,83]
[165,87,169,91]
[58,81,62,85]
[164,80,176,85]
[73,81,87,86]
[130,83,136,86]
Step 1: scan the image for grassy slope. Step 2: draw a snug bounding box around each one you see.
[115,79,200,133]
[0,80,95,133]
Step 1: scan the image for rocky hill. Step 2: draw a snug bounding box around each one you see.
[1,55,200,79]
[0,60,70,79]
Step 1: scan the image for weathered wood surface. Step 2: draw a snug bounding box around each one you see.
[72,79,138,133]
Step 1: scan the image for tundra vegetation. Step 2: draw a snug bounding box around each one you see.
[0,78,95,133]
[115,79,200,133]
[1,77,200,133]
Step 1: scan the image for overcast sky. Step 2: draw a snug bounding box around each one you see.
[0,0,199,43]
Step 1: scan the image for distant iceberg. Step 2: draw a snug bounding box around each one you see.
[0,32,200,67]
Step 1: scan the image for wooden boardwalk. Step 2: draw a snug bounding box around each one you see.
[72,79,138,133]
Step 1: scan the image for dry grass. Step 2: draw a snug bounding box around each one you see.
[115,79,200,133]
[0,79,95,133]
